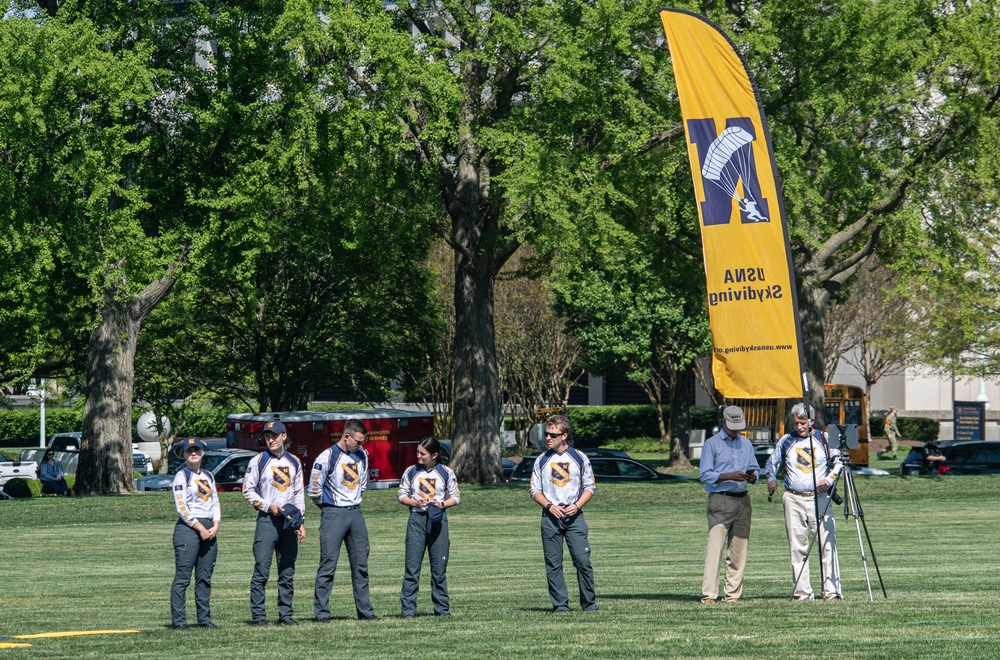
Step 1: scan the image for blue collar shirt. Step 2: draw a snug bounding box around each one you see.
[700,429,758,493]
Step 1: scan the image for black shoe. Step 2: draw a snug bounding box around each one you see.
[584,604,599,611]
[401,614,415,619]
[198,623,220,629]
[172,624,190,631]
[435,611,452,617]
[315,618,330,624]
[358,614,380,621]
[553,607,571,613]
[251,620,268,627]
[278,618,299,626]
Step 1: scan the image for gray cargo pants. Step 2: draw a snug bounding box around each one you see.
[250,512,298,623]
[314,505,376,620]
[399,511,450,616]
[171,518,218,627]
[540,511,596,611]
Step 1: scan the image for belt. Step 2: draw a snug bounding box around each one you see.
[786,489,815,497]
[713,491,747,498]
[324,504,360,510]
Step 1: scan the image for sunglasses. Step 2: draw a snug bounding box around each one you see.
[545,431,565,438]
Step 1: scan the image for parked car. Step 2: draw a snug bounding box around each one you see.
[0,451,38,487]
[900,440,1000,476]
[136,449,257,492]
[510,455,688,482]
[899,440,957,476]
[437,440,516,481]
[166,438,229,472]
[20,432,152,477]
[580,448,632,459]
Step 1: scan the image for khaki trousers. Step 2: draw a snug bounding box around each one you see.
[782,490,841,598]
[702,493,751,601]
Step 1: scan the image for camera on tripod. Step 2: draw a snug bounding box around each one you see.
[825,424,858,507]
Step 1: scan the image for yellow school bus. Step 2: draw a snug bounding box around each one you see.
[727,383,869,467]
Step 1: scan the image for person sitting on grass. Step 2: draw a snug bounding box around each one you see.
[38,450,73,497]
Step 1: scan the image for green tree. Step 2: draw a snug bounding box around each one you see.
[731,0,1000,417]
[322,0,694,482]
[0,12,198,494]
[132,0,439,414]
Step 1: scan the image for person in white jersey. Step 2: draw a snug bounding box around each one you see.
[766,403,843,600]
[309,419,379,621]
[243,420,306,625]
[397,437,461,618]
[170,437,221,630]
[529,414,597,612]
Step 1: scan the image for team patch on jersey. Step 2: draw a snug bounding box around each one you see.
[271,465,292,491]
[418,477,437,500]
[795,447,816,472]
[196,478,213,501]
[341,462,360,490]
[174,485,184,492]
[550,462,571,487]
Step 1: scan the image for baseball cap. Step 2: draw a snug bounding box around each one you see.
[723,406,746,431]
[263,420,287,435]
[181,437,207,453]
[281,503,303,531]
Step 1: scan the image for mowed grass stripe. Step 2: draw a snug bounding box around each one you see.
[2,476,999,658]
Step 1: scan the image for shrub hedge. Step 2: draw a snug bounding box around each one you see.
[0,404,236,446]
[567,405,720,448]
[3,478,41,498]
[870,415,940,443]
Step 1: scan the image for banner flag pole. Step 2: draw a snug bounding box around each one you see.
[659,8,807,400]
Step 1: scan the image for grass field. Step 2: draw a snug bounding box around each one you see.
[2,466,998,658]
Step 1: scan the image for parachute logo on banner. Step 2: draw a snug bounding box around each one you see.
[659,8,806,400]
[688,117,772,227]
[702,127,769,223]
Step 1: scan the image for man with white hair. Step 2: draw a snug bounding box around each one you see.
[766,403,843,600]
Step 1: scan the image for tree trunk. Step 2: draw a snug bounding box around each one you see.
[646,381,668,445]
[668,362,695,469]
[797,278,831,426]
[76,248,189,495]
[449,255,503,484]
[76,298,141,495]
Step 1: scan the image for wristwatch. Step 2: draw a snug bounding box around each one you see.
[544,502,553,511]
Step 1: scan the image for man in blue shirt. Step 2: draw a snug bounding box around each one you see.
[699,406,758,603]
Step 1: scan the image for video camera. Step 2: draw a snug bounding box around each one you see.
[825,424,858,506]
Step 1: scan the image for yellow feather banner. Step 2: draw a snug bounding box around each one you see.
[660,8,806,399]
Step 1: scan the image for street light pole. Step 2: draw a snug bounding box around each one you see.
[39,378,46,449]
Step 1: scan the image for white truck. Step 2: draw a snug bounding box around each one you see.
[0,450,38,487]
[20,432,153,477]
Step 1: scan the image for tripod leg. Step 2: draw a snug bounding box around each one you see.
[845,469,889,599]
[851,478,889,599]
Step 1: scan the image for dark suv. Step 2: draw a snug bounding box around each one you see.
[900,440,1000,476]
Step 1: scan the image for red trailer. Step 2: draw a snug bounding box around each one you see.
[226,409,435,487]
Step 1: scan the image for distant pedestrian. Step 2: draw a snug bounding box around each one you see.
[309,419,379,621]
[38,450,73,497]
[699,406,758,604]
[529,414,597,613]
[881,407,900,459]
[243,420,306,626]
[397,437,460,618]
[170,437,220,630]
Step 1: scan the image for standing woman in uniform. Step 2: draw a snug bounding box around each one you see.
[170,437,221,630]
[397,437,460,618]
